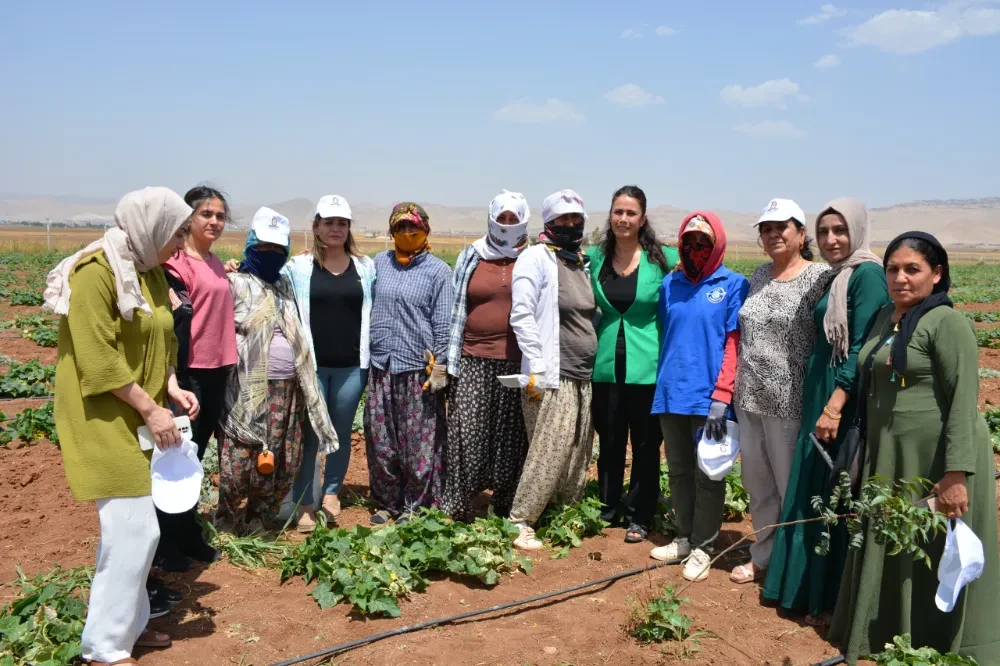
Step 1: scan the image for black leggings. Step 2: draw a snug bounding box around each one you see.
[156,366,231,558]
[591,381,662,529]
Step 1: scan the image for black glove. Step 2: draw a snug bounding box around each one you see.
[704,400,729,442]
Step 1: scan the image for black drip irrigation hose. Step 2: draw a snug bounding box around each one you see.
[269,542,752,666]
[271,469,1000,666]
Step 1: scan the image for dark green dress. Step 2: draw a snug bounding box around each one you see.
[762,262,889,614]
[828,306,1000,665]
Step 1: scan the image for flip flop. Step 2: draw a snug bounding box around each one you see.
[805,612,833,628]
[730,563,764,584]
[369,510,393,525]
[134,628,171,648]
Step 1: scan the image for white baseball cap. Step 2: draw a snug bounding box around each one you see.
[251,207,291,247]
[696,420,740,481]
[315,194,352,220]
[935,518,985,613]
[755,198,805,226]
[150,438,204,514]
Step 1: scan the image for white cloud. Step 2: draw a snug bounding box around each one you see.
[815,54,842,69]
[844,2,1000,55]
[620,28,642,39]
[492,98,584,125]
[799,3,847,25]
[720,78,803,108]
[733,120,806,139]
[605,84,664,108]
[655,25,677,37]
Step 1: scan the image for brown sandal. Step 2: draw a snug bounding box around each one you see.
[134,628,172,648]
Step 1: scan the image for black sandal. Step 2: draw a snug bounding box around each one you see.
[369,510,393,525]
[624,523,648,543]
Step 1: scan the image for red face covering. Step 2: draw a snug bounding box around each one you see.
[682,243,713,279]
[677,211,728,283]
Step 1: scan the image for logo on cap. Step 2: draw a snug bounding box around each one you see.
[766,200,779,211]
[269,217,280,228]
[331,196,340,205]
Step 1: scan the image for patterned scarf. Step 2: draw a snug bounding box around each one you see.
[389,202,432,266]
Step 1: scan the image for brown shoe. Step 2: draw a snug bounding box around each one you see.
[296,508,318,533]
[321,494,341,519]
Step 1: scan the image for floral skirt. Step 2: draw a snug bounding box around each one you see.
[217,379,304,532]
[363,366,445,515]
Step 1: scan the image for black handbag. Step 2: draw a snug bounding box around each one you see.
[828,318,897,493]
[165,271,193,375]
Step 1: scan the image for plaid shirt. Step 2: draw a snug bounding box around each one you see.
[369,251,454,374]
[445,246,480,377]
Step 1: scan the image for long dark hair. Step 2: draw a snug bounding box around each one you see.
[183,185,231,223]
[600,185,669,273]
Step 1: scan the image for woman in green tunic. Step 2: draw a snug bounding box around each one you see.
[762,198,889,625]
[828,232,1000,665]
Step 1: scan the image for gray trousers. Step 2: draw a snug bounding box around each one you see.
[734,407,799,569]
[660,413,726,549]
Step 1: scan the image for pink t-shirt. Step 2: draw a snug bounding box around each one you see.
[164,251,238,369]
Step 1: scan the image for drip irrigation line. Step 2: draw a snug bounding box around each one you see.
[268,542,752,666]
[271,471,1000,666]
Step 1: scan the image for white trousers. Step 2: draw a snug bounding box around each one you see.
[81,495,160,663]
[735,408,799,569]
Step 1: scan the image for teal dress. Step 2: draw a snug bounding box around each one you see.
[762,262,889,615]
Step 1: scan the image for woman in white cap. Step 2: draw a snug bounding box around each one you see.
[216,208,337,534]
[287,195,376,532]
[829,232,1000,664]
[506,189,597,550]
[440,191,531,522]
[46,186,199,664]
[729,198,829,584]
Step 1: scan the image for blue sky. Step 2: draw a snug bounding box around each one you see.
[1,0,998,213]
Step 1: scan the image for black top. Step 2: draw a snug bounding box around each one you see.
[598,262,639,382]
[310,258,364,368]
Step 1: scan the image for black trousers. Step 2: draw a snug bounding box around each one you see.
[591,380,661,529]
[156,366,231,559]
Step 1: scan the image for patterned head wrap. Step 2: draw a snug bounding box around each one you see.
[388,202,431,234]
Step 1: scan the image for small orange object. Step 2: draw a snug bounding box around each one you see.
[257,450,275,475]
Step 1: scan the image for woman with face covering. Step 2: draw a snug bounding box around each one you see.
[729,199,831,584]
[506,189,597,550]
[46,186,199,664]
[364,203,455,525]
[828,232,1000,665]
[649,212,749,582]
[586,186,679,544]
[216,208,337,534]
[763,198,889,626]
[440,191,532,522]
[286,195,376,533]
[153,186,235,574]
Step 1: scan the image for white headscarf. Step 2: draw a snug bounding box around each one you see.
[44,186,192,321]
[472,190,531,260]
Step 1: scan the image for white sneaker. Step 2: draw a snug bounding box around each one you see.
[650,536,691,562]
[682,548,711,582]
[513,522,544,550]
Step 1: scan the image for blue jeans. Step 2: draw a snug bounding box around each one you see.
[294,366,367,504]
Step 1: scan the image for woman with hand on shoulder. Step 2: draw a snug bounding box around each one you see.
[829,232,1000,664]
[365,203,454,524]
[506,189,597,550]
[729,199,830,584]
[287,195,376,532]
[763,198,889,626]
[586,186,678,544]
[217,209,337,534]
[155,186,235,572]
[649,211,749,583]
[47,187,198,664]
[440,191,531,522]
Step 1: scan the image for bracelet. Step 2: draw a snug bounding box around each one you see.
[823,406,842,420]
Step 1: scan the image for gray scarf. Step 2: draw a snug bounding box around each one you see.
[819,197,882,363]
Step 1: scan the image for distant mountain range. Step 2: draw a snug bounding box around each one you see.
[1,195,998,246]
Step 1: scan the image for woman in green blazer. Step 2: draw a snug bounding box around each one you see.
[586,185,679,543]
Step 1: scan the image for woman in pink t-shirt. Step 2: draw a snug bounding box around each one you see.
[157,186,238,573]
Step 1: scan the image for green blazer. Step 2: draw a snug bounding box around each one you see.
[585,244,679,384]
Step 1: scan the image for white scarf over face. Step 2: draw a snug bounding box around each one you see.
[472,190,530,260]
[44,186,193,321]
